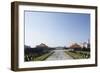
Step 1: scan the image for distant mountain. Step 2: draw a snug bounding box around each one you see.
[69,43,81,49]
[36,43,48,48]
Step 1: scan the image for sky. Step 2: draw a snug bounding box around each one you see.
[24,11,90,47]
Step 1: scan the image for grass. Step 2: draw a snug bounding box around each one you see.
[65,51,90,59]
[33,51,54,61]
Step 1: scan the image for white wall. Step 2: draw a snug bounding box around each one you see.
[0,0,99,73]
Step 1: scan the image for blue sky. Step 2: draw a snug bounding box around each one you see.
[24,11,90,47]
